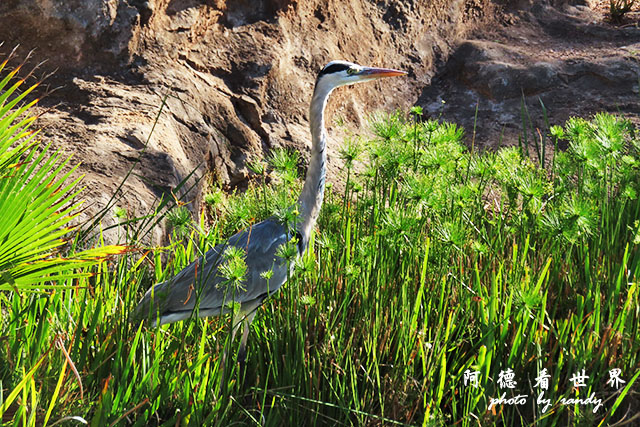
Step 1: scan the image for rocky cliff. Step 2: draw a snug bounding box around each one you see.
[0,0,497,243]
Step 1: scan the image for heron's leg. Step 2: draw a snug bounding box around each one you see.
[220,318,243,383]
[238,311,257,376]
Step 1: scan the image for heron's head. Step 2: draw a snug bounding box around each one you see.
[315,60,406,93]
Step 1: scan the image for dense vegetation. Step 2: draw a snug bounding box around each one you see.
[1,64,639,426]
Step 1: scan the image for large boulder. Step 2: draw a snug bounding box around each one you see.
[418,3,640,152]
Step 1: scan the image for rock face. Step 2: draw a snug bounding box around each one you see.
[7,1,632,245]
[0,0,494,244]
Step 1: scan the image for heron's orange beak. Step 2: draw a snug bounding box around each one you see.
[359,67,407,78]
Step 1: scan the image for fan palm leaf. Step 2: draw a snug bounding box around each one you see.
[0,59,126,291]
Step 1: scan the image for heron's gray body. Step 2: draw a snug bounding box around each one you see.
[134,218,298,326]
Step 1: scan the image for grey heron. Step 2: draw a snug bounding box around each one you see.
[133,60,406,368]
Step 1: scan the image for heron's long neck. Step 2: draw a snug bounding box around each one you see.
[297,82,332,247]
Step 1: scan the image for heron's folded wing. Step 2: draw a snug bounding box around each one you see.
[133,219,293,324]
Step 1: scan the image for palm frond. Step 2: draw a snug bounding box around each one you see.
[0,59,126,292]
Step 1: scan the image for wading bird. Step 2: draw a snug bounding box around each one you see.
[133,60,406,368]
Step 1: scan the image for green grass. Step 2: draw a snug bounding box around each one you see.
[1,94,640,424]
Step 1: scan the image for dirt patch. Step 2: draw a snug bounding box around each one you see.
[418,2,640,150]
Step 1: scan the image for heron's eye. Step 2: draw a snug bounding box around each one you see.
[347,68,357,75]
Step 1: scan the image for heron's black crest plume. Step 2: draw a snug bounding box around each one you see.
[319,62,351,76]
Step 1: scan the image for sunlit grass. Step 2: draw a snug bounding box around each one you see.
[1,108,639,426]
